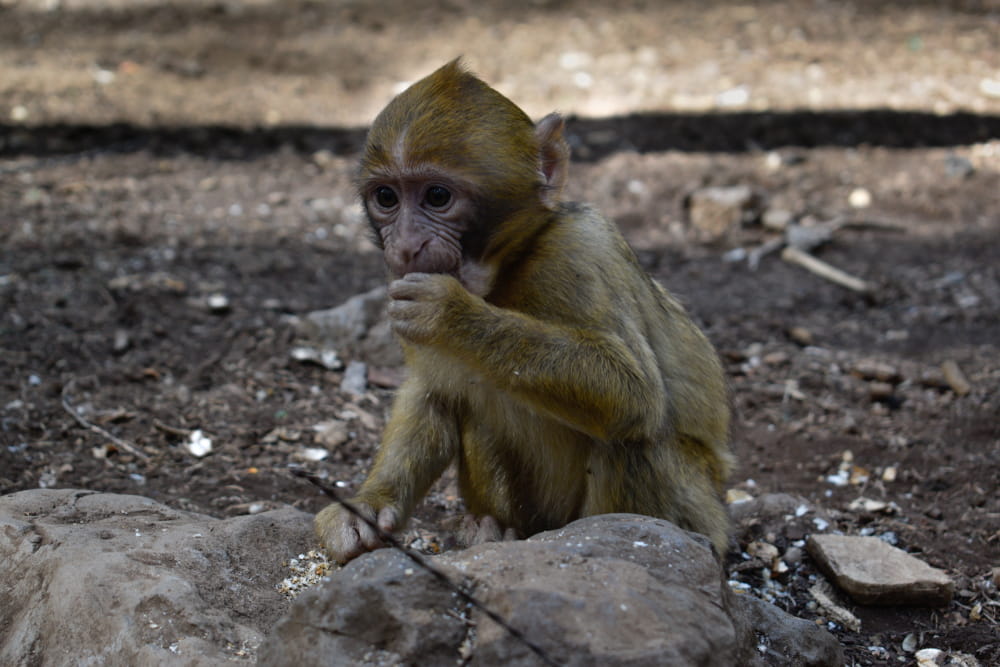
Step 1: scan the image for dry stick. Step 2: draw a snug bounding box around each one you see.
[291,468,559,667]
[780,246,874,294]
[61,380,149,460]
[153,419,193,438]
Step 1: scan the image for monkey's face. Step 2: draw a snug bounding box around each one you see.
[362,173,477,281]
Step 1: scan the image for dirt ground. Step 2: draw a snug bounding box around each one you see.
[1,1,999,664]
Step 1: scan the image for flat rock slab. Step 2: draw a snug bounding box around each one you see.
[807,534,954,606]
[0,489,313,665]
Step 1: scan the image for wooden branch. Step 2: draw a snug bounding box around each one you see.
[747,237,785,270]
[153,419,193,437]
[61,380,149,460]
[781,246,874,294]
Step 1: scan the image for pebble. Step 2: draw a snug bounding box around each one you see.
[313,420,350,448]
[848,187,872,208]
[290,346,343,371]
[686,185,759,242]
[762,207,793,231]
[944,154,975,178]
[340,360,368,397]
[206,294,230,312]
[787,326,813,346]
[186,430,213,458]
[782,546,804,566]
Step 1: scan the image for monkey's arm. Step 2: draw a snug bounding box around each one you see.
[388,273,665,442]
[314,377,457,562]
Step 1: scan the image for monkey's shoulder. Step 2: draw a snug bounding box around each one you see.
[495,202,653,315]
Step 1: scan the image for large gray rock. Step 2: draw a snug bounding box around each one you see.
[0,489,313,666]
[261,514,842,666]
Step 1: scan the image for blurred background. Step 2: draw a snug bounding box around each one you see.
[3,0,999,127]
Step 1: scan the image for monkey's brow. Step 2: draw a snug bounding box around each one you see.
[363,165,472,188]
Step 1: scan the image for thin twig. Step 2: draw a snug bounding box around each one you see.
[291,468,559,667]
[153,419,193,437]
[781,246,874,294]
[61,379,149,460]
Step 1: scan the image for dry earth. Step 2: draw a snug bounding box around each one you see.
[1,1,999,664]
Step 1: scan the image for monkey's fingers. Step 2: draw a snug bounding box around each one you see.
[389,272,459,302]
[316,502,379,564]
[376,506,401,534]
[388,273,432,300]
[353,513,381,551]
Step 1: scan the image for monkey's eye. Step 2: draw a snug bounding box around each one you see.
[373,186,398,209]
[424,186,451,208]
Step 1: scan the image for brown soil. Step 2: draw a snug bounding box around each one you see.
[2,1,998,664]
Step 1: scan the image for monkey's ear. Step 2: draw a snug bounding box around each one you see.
[535,113,570,208]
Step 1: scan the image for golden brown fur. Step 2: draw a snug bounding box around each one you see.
[315,61,733,562]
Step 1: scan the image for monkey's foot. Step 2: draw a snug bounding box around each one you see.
[459,514,518,547]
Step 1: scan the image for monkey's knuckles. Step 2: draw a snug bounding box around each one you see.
[389,272,459,301]
[314,502,382,564]
[387,283,462,344]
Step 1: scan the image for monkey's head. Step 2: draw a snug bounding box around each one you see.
[359,59,569,296]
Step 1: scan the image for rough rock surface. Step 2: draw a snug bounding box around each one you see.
[0,489,313,666]
[294,285,403,366]
[807,534,955,606]
[261,514,842,666]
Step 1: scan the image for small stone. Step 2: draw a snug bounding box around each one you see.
[848,187,872,209]
[869,381,895,401]
[295,447,329,462]
[112,329,131,353]
[206,294,230,313]
[852,360,901,383]
[725,488,753,505]
[313,421,350,448]
[807,535,954,606]
[940,360,971,396]
[340,360,368,396]
[848,497,889,514]
[944,154,975,179]
[186,430,213,458]
[787,326,813,346]
[747,540,779,563]
[761,208,793,231]
[914,648,944,666]
[290,346,343,371]
[762,351,789,366]
[716,86,749,107]
[782,546,804,566]
[685,185,760,242]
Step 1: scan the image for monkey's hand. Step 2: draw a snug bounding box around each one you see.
[387,272,473,346]
[314,500,401,565]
